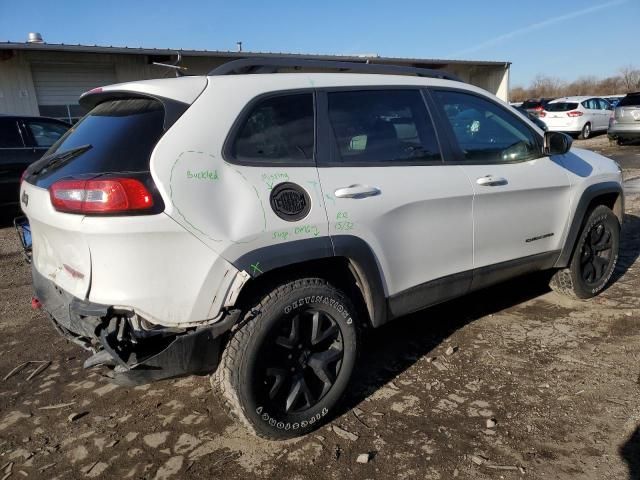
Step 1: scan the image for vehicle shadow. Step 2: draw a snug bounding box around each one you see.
[337,213,640,420]
[611,214,640,284]
[620,426,640,480]
[337,270,554,417]
[0,208,22,229]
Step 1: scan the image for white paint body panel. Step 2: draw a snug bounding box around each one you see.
[461,157,572,267]
[20,182,91,299]
[318,165,473,295]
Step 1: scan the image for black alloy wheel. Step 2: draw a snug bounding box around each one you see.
[258,307,343,414]
[579,220,614,287]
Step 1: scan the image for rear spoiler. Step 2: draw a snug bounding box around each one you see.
[79,89,190,131]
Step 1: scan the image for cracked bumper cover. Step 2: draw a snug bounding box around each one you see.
[32,265,239,386]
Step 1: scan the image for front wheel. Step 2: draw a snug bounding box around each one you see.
[212,278,359,439]
[550,205,620,299]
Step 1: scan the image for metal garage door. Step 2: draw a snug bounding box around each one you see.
[31,63,116,123]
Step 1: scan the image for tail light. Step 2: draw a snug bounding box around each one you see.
[533,106,543,111]
[567,111,583,117]
[50,178,154,214]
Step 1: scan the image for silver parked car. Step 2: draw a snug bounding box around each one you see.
[608,92,640,144]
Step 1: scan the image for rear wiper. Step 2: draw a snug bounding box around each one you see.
[32,144,93,175]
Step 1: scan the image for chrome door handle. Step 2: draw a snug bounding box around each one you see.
[476,175,508,187]
[334,184,381,199]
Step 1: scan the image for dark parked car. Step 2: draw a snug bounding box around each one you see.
[521,98,555,117]
[515,106,548,131]
[0,115,69,209]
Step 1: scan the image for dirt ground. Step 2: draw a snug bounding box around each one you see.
[0,136,639,480]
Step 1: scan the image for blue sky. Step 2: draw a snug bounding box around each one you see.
[0,0,638,87]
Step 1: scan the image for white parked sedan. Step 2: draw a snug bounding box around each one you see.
[540,96,612,139]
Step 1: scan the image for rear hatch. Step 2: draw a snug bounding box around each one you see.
[21,93,186,299]
[614,93,640,125]
[542,102,581,128]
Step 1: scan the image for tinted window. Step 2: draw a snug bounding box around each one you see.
[582,99,598,110]
[232,93,314,162]
[0,119,24,148]
[546,102,579,112]
[598,99,611,110]
[28,98,165,188]
[521,100,541,109]
[433,90,540,163]
[619,94,640,107]
[327,90,441,163]
[25,120,69,147]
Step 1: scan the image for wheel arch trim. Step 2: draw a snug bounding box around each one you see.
[555,181,624,268]
[230,236,389,327]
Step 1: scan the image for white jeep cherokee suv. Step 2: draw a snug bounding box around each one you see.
[17,58,624,439]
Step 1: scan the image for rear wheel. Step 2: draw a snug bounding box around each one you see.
[579,122,592,140]
[550,205,619,299]
[212,278,359,439]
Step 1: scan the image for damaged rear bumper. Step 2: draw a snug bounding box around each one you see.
[32,266,239,386]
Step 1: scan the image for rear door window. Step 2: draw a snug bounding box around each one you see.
[327,89,441,164]
[0,119,24,148]
[597,99,611,110]
[231,93,314,163]
[28,98,165,188]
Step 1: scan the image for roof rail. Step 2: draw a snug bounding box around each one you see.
[208,57,461,81]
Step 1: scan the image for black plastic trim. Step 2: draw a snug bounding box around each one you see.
[208,57,461,81]
[388,270,472,319]
[388,250,560,320]
[331,235,389,327]
[233,237,334,279]
[471,250,560,291]
[554,182,624,267]
[231,235,389,327]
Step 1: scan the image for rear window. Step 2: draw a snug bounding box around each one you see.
[29,98,164,188]
[546,102,579,112]
[619,94,640,107]
[521,100,541,109]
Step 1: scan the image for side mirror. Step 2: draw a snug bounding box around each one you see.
[544,131,572,156]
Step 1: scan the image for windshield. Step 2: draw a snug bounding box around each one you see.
[28,98,165,188]
[546,102,579,112]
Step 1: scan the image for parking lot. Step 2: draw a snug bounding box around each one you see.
[0,136,639,480]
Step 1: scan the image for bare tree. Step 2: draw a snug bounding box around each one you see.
[619,65,640,92]
[510,65,637,100]
[530,75,565,98]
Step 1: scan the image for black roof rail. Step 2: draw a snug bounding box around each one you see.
[208,57,462,82]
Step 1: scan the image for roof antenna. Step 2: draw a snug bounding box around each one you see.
[152,52,188,77]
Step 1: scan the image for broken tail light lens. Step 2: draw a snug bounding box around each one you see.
[50,178,154,214]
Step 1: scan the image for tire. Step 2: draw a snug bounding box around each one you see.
[211,278,359,439]
[550,205,619,299]
[578,122,591,140]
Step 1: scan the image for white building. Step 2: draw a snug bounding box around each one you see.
[0,40,510,123]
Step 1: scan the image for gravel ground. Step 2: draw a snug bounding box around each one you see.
[0,144,639,479]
